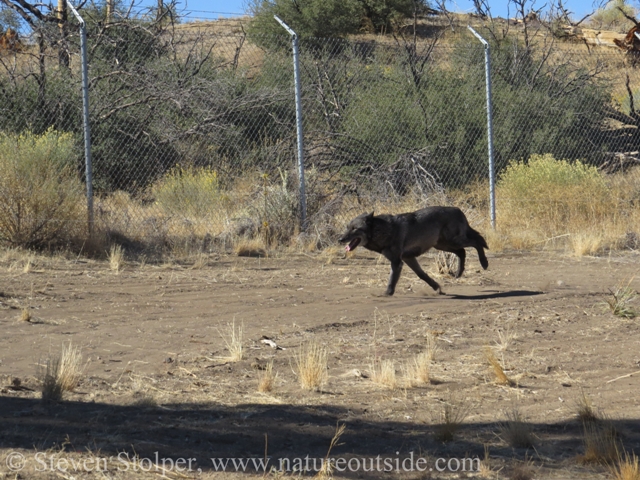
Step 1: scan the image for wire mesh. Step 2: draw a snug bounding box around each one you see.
[1,17,640,250]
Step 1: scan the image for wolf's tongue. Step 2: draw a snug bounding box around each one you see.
[345,238,360,252]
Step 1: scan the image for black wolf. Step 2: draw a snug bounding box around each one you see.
[339,206,489,296]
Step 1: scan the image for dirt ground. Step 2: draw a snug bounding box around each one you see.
[1,248,639,479]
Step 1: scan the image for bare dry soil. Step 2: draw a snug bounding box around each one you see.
[1,249,639,479]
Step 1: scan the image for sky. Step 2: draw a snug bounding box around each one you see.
[139,0,599,22]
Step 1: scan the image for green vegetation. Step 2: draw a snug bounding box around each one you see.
[247,0,429,41]
[590,0,637,31]
[0,129,84,248]
[151,166,223,218]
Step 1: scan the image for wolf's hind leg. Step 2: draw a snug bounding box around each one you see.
[402,256,442,293]
[476,247,488,270]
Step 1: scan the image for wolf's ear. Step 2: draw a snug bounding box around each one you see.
[366,211,374,223]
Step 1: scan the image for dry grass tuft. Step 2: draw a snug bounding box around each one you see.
[19,307,31,322]
[295,342,328,391]
[500,408,535,449]
[23,255,34,273]
[370,358,398,390]
[509,458,535,480]
[434,396,468,443]
[39,356,63,403]
[132,395,158,408]
[604,279,637,318]
[38,344,84,403]
[235,238,267,257]
[576,389,599,423]
[58,343,84,392]
[485,347,515,386]
[610,451,640,480]
[570,231,606,256]
[495,322,517,352]
[404,351,431,386]
[258,361,277,393]
[579,419,620,464]
[425,331,439,362]
[316,423,347,479]
[191,253,209,269]
[219,320,244,362]
[321,245,344,264]
[478,445,493,478]
[108,244,125,273]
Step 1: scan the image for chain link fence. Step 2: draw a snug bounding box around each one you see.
[1,16,640,252]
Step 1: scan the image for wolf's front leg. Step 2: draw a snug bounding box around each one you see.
[385,258,403,296]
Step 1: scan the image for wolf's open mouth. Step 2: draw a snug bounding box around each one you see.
[345,237,361,252]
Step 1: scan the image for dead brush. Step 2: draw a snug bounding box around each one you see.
[434,395,468,443]
[370,358,398,390]
[500,408,535,449]
[484,347,515,386]
[435,251,458,277]
[258,361,276,393]
[295,342,328,391]
[604,279,637,318]
[610,451,640,480]
[579,417,620,465]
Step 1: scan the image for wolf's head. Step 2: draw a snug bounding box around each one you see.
[339,212,374,252]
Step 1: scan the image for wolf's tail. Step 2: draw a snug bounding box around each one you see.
[468,227,489,250]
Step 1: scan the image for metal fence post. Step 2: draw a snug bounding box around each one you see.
[68,1,94,236]
[467,26,496,230]
[274,15,307,230]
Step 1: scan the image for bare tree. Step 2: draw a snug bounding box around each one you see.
[57,0,69,68]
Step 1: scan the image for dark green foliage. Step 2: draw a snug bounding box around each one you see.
[247,0,364,41]
[247,0,430,43]
[299,37,611,191]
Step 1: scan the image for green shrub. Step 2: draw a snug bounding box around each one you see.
[151,165,223,218]
[0,129,84,248]
[497,153,612,232]
[499,154,607,196]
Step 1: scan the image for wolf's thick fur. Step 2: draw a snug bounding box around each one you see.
[339,206,489,296]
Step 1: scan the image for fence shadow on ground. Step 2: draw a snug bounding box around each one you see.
[1,395,639,477]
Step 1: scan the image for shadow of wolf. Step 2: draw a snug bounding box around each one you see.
[339,206,488,296]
